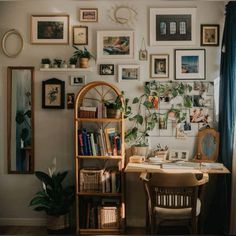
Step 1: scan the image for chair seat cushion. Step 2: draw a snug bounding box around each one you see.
[154,198,201,220]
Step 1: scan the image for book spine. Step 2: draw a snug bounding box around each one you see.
[82,129,89,155]
[78,130,84,155]
[90,132,97,156]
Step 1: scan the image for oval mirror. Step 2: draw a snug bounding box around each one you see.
[7,67,34,174]
[2,29,24,57]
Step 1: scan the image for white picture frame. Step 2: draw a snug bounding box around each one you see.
[150,8,196,46]
[118,65,140,82]
[70,75,86,86]
[169,149,189,161]
[150,54,169,78]
[97,31,134,59]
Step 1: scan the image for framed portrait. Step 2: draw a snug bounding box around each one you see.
[201,24,219,46]
[118,65,140,82]
[79,8,98,22]
[99,64,115,75]
[70,75,86,86]
[42,78,65,109]
[150,8,196,46]
[175,49,206,80]
[30,15,69,44]
[169,149,189,161]
[67,93,75,109]
[150,54,169,78]
[73,26,88,45]
[97,31,134,59]
[139,49,148,61]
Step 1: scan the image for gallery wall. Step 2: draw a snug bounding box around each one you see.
[0,0,224,226]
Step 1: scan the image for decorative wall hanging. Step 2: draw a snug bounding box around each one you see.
[175,49,206,80]
[42,78,65,109]
[150,8,196,46]
[150,54,169,78]
[108,4,137,25]
[139,38,148,61]
[1,29,24,57]
[31,15,69,44]
[201,24,219,46]
[73,26,88,45]
[97,30,134,59]
[79,8,98,22]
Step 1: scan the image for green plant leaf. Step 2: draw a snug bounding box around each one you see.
[35,171,53,186]
[132,97,139,104]
[143,101,153,109]
[15,111,24,124]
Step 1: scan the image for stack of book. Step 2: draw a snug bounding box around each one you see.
[79,106,97,118]
[78,128,121,156]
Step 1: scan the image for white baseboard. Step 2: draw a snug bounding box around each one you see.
[127,218,145,227]
[0,218,46,226]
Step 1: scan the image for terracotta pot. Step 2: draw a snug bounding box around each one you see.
[131,145,149,157]
[47,214,70,231]
[79,58,89,68]
[106,108,121,118]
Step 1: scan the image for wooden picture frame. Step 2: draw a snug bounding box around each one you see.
[30,15,69,44]
[150,54,169,78]
[150,8,196,46]
[175,49,206,80]
[97,30,134,59]
[79,8,98,22]
[73,26,88,45]
[42,78,65,109]
[201,24,219,46]
[99,64,115,75]
[67,93,75,109]
[118,65,140,82]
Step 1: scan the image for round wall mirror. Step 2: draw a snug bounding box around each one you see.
[1,29,24,57]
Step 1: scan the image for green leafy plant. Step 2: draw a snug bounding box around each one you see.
[72,46,95,60]
[69,56,77,65]
[41,58,51,65]
[104,92,124,110]
[29,170,75,216]
[53,59,62,67]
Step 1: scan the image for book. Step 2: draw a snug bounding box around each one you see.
[90,132,97,156]
[201,162,224,170]
[87,133,92,156]
[104,127,116,155]
[82,129,89,155]
[99,128,107,155]
[78,130,84,155]
[111,172,116,193]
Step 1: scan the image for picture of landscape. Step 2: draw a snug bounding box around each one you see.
[181,55,199,73]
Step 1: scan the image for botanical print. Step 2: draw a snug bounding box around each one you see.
[45,84,61,106]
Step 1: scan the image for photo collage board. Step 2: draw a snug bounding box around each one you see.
[147,81,215,138]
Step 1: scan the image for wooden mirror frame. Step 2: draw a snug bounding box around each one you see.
[196,128,219,162]
[1,29,24,57]
[7,67,35,174]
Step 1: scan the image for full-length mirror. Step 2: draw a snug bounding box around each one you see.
[7,67,34,174]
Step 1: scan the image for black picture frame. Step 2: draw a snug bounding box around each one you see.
[200,24,219,46]
[42,78,65,109]
[67,93,75,109]
[99,64,115,75]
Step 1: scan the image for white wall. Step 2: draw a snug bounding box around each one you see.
[0,0,224,226]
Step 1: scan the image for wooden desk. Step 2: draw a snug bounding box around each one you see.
[125,162,230,174]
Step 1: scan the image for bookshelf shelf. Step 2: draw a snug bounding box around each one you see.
[74,81,125,234]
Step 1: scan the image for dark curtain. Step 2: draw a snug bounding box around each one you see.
[216,1,236,234]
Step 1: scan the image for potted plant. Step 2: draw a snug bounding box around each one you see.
[41,58,51,68]
[69,56,77,68]
[29,168,75,233]
[53,59,62,68]
[72,46,95,68]
[61,60,68,68]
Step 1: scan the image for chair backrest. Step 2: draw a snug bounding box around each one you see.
[143,172,207,210]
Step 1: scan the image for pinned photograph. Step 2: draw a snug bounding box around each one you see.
[176,123,187,139]
[190,108,210,123]
[159,114,167,129]
[67,93,75,109]
[148,96,159,109]
[193,95,212,107]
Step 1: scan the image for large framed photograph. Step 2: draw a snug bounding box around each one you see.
[73,26,88,45]
[30,15,69,44]
[118,65,140,82]
[175,49,206,80]
[99,64,115,75]
[42,78,65,109]
[201,24,219,46]
[97,31,134,59]
[150,8,196,46]
[150,54,169,78]
[169,149,189,161]
[79,8,98,22]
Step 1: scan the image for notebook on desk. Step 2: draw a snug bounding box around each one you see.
[162,161,201,169]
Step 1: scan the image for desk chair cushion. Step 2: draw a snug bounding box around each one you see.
[154,198,201,220]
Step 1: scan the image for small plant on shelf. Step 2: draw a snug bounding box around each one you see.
[72,46,95,68]
[53,59,62,68]
[69,56,77,68]
[41,58,51,68]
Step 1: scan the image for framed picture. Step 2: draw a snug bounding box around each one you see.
[97,31,134,59]
[42,78,65,109]
[79,8,98,22]
[67,93,75,109]
[150,8,196,46]
[139,49,148,61]
[73,26,88,45]
[118,65,140,82]
[169,149,189,161]
[30,15,69,44]
[99,64,115,75]
[201,24,219,46]
[70,75,86,86]
[175,49,206,80]
[150,54,169,78]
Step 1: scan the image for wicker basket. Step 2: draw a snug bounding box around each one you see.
[98,206,119,229]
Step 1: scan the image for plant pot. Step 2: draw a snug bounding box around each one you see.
[42,64,50,69]
[70,64,76,68]
[79,58,89,68]
[106,108,121,118]
[47,214,70,231]
[131,145,149,157]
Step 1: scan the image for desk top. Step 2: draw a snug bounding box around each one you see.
[125,162,230,174]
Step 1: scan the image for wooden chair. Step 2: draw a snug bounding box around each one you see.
[141,172,209,234]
